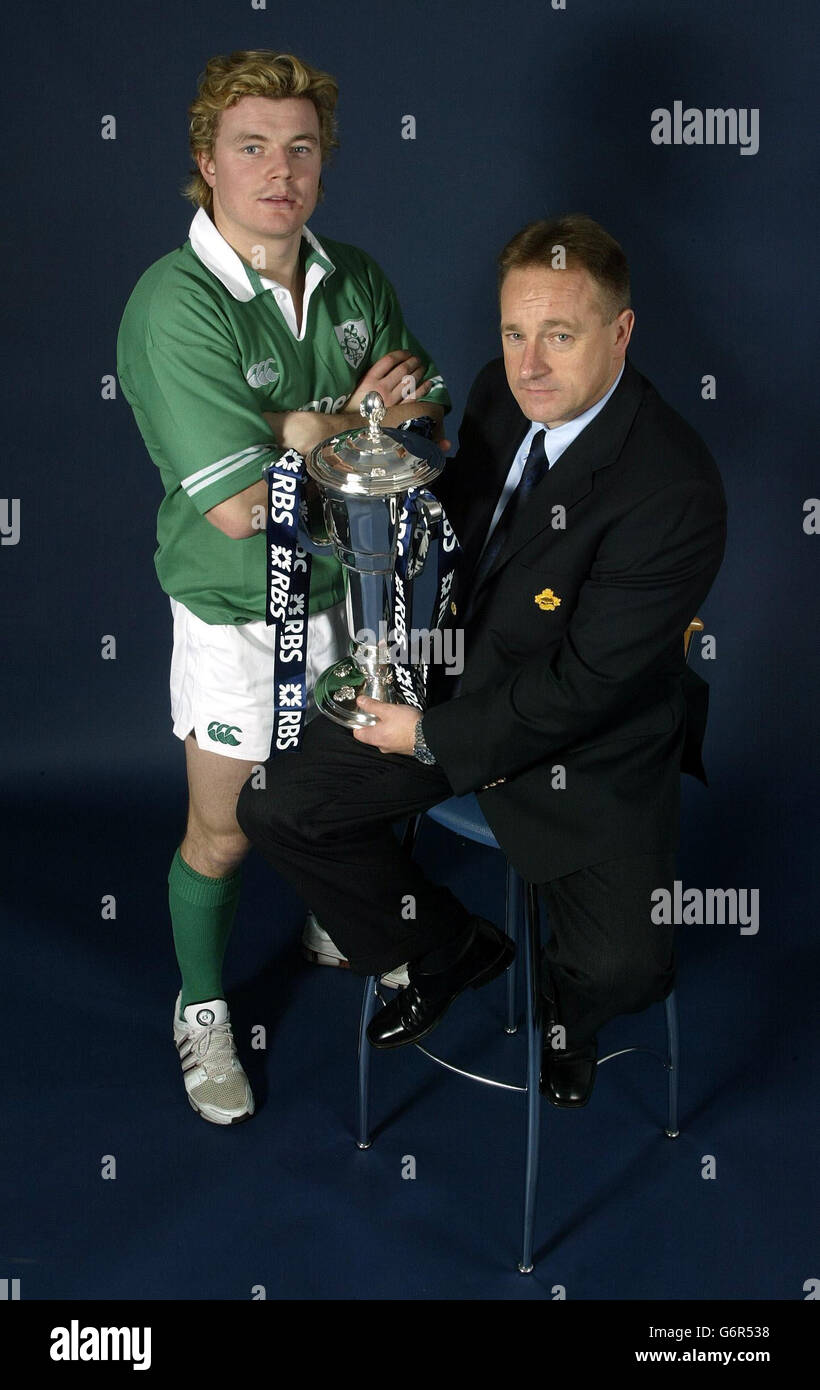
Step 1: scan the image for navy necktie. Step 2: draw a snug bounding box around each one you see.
[470,428,549,596]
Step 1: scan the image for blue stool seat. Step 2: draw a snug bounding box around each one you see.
[425,792,499,847]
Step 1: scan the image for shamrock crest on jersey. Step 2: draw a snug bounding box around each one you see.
[334,318,369,369]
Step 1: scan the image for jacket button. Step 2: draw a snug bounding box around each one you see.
[450,601,457,615]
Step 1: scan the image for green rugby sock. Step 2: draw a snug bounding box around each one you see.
[168,848,242,1019]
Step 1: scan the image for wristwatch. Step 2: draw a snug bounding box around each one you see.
[413,715,437,765]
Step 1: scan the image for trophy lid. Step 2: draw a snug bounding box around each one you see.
[305,391,444,497]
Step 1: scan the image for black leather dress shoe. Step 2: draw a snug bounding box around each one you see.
[366,917,515,1050]
[538,986,597,1106]
[540,1036,598,1107]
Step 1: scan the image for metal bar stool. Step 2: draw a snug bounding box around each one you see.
[355,798,679,1273]
[354,619,702,1272]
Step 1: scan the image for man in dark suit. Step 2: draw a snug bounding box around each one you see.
[236,214,727,1107]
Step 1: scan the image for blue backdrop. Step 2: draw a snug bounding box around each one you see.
[3,0,818,1307]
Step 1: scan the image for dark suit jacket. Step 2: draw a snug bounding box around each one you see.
[423,355,727,884]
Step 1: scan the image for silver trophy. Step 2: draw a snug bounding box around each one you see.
[305,391,445,729]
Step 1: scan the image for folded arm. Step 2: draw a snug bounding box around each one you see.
[206,350,445,539]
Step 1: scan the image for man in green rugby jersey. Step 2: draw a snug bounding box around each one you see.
[117,49,449,1124]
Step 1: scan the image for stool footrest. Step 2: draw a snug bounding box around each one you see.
[597,1044,670,1067]
[412,1041,528,1093]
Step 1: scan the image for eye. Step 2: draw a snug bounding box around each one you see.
[553,333,573,344]
[290,144,312,155]
[242,144,262,155]
[504,332,524,342]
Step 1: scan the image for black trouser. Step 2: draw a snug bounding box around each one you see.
[236,717,676,1049]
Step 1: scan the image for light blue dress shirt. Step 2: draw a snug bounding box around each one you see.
[481,364,625,551]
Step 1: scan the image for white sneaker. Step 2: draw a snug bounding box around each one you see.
[301,911,409,990]
[172,995,255,1125]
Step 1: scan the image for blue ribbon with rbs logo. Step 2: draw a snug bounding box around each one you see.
[265,448,312,753]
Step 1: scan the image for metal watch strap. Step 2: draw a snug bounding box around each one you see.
[413,715,437,765]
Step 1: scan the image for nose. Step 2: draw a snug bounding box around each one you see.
[519,339,549,380]
[263,146,292,180]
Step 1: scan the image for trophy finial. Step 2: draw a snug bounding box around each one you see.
[360,390,386,443]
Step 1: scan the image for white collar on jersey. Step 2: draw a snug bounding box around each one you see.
[188,207,335,303]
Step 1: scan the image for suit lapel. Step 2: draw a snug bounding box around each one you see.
[474,358,646,594]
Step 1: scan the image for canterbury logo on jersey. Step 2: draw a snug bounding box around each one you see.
[246,358,280,388]
[207,722,243,746]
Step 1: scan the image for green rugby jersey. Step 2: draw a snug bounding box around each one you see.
[117,210,450,624]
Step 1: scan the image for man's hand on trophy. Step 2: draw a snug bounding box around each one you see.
[347,351,432,412]
[352,697,420,755]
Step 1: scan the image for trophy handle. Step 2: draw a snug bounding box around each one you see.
[301,476,331,546]
[406,496,443,580]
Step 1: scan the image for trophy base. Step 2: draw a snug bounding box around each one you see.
[314,659,399,729]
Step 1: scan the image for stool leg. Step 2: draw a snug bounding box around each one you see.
[356,977,379,1149]
[519,880,543,1274]
[505,863,520,1035]
[664,988,680,1138]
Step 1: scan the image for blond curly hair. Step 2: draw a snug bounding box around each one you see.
[184,50,339,210]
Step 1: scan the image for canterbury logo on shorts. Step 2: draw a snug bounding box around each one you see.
[207,721,243,746]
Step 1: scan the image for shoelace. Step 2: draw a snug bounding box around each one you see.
[179,1018,237,1079]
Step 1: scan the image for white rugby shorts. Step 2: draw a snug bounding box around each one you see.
[169,597,348,761]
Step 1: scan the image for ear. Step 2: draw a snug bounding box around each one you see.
[196,149,216,189]
[614,308,635,353]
